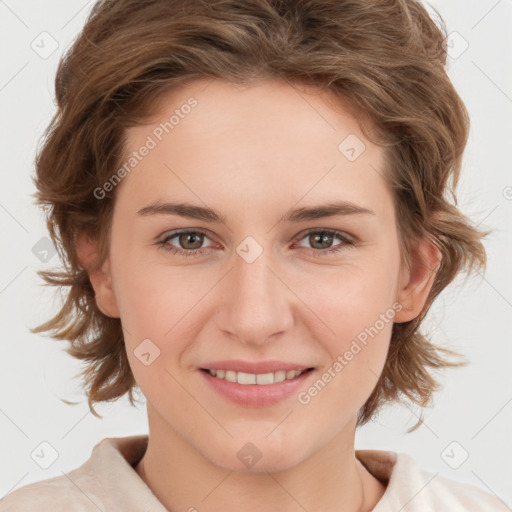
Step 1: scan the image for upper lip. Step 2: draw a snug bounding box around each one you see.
[199,360,314,374]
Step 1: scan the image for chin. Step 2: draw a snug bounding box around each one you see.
[202,438,309,474]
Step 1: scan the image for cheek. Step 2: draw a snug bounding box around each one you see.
[300,295,393,418]
[114,266,197,400]
[297,262,397,396]
[110,254,210,375]
[304,260,398,338]
[110,239,199,331]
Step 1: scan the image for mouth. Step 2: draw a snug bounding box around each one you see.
[198,366,316,407]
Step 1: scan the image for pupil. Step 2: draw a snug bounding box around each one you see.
[181,233,203,249]
[312,233,331,249]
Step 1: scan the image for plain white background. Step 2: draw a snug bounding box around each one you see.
[1,0,511,506]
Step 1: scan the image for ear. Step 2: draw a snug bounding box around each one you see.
[394,236,441,323]
[76,234,120,318]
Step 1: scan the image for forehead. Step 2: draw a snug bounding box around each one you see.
[118,78,391,219]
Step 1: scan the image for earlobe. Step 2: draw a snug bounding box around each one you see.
[76,234,98,272]
[394,237,441,323]
[76,234,121,318]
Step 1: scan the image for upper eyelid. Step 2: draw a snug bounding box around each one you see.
[159,228,213,243]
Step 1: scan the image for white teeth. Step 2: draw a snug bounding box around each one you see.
[273,370,287,383]
[207,368,306,385]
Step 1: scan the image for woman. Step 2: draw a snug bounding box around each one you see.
[1,0,508,510]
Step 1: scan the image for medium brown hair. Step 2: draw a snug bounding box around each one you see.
[31,0,488,429]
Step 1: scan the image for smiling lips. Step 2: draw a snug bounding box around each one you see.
[198,359,316,406]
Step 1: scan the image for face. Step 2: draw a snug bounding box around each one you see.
[90,78,430,472]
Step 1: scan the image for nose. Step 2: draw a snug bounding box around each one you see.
[214,248,295,346]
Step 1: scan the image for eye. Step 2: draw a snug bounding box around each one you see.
[294,229,355,256]
[157,229,214,257]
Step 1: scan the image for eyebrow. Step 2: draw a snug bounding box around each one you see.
[137,200,375,224]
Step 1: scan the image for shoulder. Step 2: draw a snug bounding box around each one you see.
[393,452,511,511]
[422,469,510,511]
[0,435,150,512]
[0,473,104,512]
[0,437,120,512]
[356,449,511,512]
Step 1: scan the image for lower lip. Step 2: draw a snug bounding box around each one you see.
[199,368,315,407]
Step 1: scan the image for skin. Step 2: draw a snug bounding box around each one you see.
[77,78,440,512]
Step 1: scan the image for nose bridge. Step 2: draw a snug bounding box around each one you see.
[216,244,294,344]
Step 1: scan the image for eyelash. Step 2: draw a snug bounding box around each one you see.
[156,228,355,258]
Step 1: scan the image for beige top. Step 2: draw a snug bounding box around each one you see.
[0,435,509,511]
